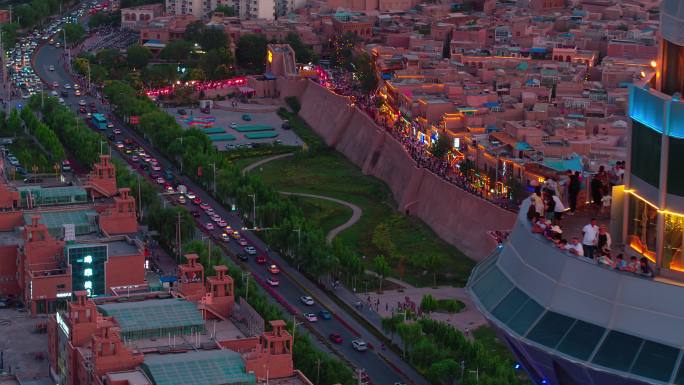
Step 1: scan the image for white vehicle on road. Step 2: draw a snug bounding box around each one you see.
[300,296,315,306]
[352,339,368,352]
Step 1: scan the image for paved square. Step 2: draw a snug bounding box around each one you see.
[166,104,303,150]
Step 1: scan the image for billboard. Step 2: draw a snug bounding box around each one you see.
[66,244,108,297]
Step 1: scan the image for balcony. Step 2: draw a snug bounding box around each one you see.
[629,84,684,139]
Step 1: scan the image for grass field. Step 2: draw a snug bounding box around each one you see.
[293,195,353,237]
[257,150,475,287]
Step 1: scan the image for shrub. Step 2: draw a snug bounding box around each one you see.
[285,96,301,113]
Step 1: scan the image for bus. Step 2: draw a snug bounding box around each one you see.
[91,113,107,130]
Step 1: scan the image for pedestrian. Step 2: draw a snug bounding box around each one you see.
[582,218,599,259]
[531,186,544,217]
[591,173,603,210]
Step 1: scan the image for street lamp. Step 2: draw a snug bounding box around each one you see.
[248,193,256,228]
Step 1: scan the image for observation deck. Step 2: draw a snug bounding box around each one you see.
[467,200,684,385]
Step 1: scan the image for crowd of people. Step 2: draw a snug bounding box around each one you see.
[76,27,138,54]
[526,186,653,279]
[327,78,519,212]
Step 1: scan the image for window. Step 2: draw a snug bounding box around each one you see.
[630,341,679,382]
[630,121,661,188]
[668,136,684,197]
[592,331,643,372]
[663,212,684,271]
[556,320,606,360]
[527,311,575,348]
[627,195,658,256]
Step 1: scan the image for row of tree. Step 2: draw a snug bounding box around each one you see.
[381,317,525,385]
[19,108,66,162]
[27,95,101,166]
[13,0,74,29]
[112,158,355,385]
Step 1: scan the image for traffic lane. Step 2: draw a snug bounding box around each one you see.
[195,212,401,384]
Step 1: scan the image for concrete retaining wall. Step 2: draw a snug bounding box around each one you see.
[294,80,517,261]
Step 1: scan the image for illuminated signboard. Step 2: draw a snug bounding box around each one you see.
[268,50,273,64]
[56,311,70,337]
[66,244,108,297]
[56,292,72,298]
[453,137,460,148]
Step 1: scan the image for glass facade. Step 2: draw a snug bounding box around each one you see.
[630,121,661,188]
[668,136,684,196]
[66,245,108,297]
[664,213,684,271]
[662,39,684,97]
[627,195,658,258]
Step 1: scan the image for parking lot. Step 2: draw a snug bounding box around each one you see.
[0,309,51,384]
[166,107,304,150]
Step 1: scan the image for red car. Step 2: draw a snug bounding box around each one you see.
[256,255,266,264]
[192,197,202,205]
[329,333,343,344]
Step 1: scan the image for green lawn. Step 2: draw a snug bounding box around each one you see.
[292,195,352,238]
[258,150,475,287]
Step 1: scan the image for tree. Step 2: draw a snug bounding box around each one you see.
[285,32,312,63]
[160,39,194,62]
[64,23,86,44]
[381,314,403,341]
[236,34,268,73]
[353,52,378,94]
[427,358,461,385]
[430,132,452,159]
[422,254,444,287]
[199,27,228,51]
[199,48,234,79]
[212,4,235,16]
[329,33,356,69]
[184,21,205,43]
[284,96,300,113]
[420,294,437,314]
[6,109,23,136]
[397,322,422,359]
[372,255,391,293]
[2,23,20,49]
[189,68,206,81]
[96,48,123,68]
[127,44,152,69]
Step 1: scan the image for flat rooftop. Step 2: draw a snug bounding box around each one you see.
[0,309,51,384]
[98,298,205,338]
[106,370,152,385]
[142,350,256,385]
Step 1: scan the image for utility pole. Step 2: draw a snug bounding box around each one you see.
[0,30,8,117]
[137,173,142,219]
[209,162,216,193]
[316,358,320,385]
[176,212,182,263]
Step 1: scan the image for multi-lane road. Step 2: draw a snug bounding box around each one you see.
[30,24,428,385]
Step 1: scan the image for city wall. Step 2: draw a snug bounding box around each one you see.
[289,80,516,261]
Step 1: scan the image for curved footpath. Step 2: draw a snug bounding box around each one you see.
[241,153,294,175]
[280,192,362,244]
[242,153,363,244]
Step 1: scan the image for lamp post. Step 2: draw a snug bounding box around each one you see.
[248,193,256,228]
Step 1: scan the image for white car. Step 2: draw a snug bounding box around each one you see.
[267,277,279,286]
[230,122,237,128]
[300,296,314,306]
[64,84,71,89]
[48,65,55,71]
[78,99,86,106]
[205,222,215,231]
[186,191,196,200]
[304,313,318,322]
[352,339,368,352]
[244,246,257,255]
[220,233,230,242]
